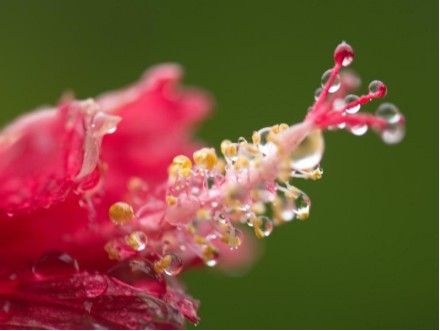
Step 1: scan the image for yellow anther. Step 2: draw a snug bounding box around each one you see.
[168,155,192,179]
[246,144,260,156]
[126,231,148,251]
[166,195,177,205]
[128,176,148,192]
[202,245,216,261]
[254,224,265,239]
[296,210,309,220]
[251,202,266,215]
[109,202,134,226]
[154,255,172,274]
[187,225,196,235]
[221,140,237,158]
[279,123,289,131]
[309,168,323,180]
[104,241,120,260]
[234,155,250,170]
[252,131,261,145]
[271,124,282,134]
[193,147,218,170]
[215,158,226,173]
[285,186,301,200]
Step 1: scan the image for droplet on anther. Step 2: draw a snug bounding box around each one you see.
[109,202,134,226]
[344,94,361,113]
[290,129,324,170]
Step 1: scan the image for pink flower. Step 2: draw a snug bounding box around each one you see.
[0,43,404,329]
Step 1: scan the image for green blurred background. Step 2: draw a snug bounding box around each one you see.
[0,0,437,329]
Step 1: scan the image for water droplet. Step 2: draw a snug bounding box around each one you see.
[163,253,183,276]
[126,231,148,251]
[368,80,387,96]
[334,42,354,66]
[314,87,323,101]
[344,94,361,113]
[291,129,324,170]
[381,124,405,144]
[202,245,220,267]
[32,250,79,277]
[109,202,134,226]
[375,103,401,124]
[108,258,166,296]
[350,125,368,136]
[257,128,278,156]
[226,227,244,250]
[253,216,273,238]
[321,69,341,93]
[293,192,311,220]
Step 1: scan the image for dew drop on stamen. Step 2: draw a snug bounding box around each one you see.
[321,69,341,93]
[381,124,405,145]
[350,125,368,136]
[334,42,355,67]
[314,87,323,101]
[253,216,273,238]
[290,129,324,170]
[368,80,387,96]
[375,103,401,124]
[32,250,79,277]
[163,253,183,276]
[344,94,361,113]
[109,202,134,226]
[293,192,311,220]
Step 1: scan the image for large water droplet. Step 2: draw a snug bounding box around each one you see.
[253,216,273,238]
[350,125,368,136]
[293,191,311,220]
[381,124,405,144]
[108,258,166,296]
[290,129,324,170]
[32,250,79,277]
[321,69,341,93]
[163,253,183,276]
[375,103,401,124]
[344,94,361,114]
[334,42,354,67]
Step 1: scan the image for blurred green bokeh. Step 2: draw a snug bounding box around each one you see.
[0,1,437,329]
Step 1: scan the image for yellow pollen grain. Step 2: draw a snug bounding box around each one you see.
[109,202,134,226]
[193,147,218,170]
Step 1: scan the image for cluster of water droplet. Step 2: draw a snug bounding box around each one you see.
[312,42,405,144]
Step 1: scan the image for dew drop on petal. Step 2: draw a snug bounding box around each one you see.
[108,258,166,296]
[32,250,79,277]
[375,103,401,124]
[290,129,324,170]
[321,69,341,93]
[163,253,183,276]
[350,125,368,136]
[344,94,361,113]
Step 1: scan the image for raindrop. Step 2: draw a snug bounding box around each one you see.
[32,250,79,277]
[314,87,323,101]
[321,69,341,93]
[344,94,361,113]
